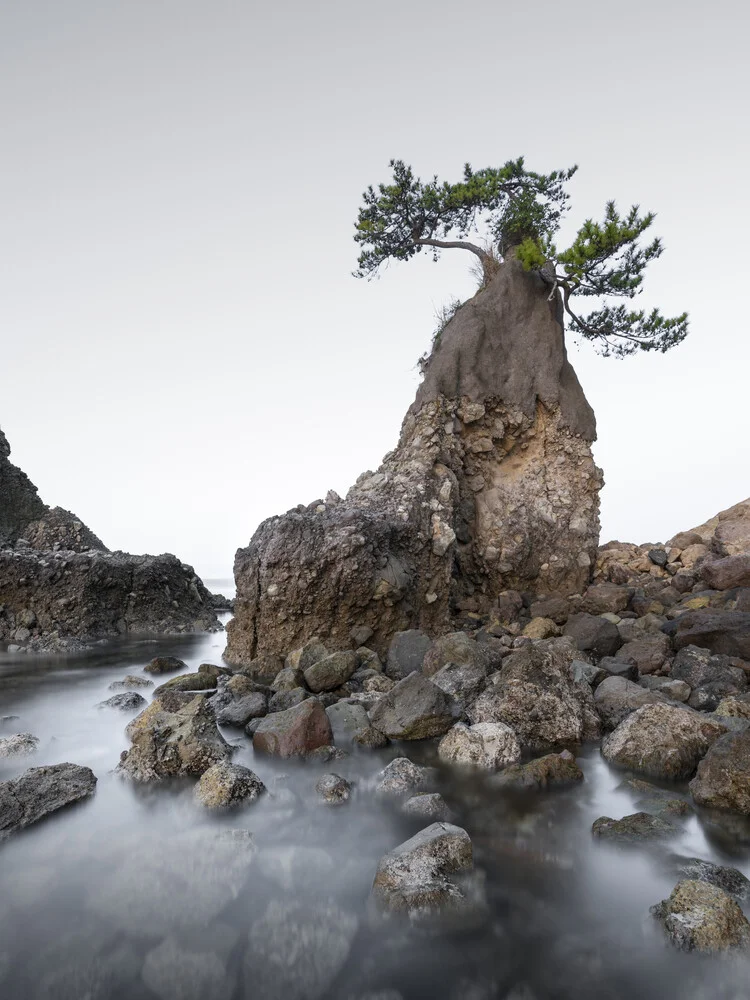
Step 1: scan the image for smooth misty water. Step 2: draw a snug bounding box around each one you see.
[1,612,749,1000]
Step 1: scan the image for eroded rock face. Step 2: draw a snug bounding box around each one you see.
[226,260,601,662]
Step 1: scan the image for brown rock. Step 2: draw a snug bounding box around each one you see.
[701,555,750,591]
[662,611,750,659]
[690,730,750,814]
[651,879,750,952]
[252,698,332,758]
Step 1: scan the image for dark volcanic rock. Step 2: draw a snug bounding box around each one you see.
[97,692,147,712]
[592,811,677,843]
[226,260,602,662]
[369,672,457,740]
[0,762,97,840]
[662,611,750,659]
[564,613,622,660]
[145,656,188,675]
[0,426,48,546]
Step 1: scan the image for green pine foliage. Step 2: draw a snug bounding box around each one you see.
[354,159,688,358]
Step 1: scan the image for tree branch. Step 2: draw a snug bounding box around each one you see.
[415,237,490,263]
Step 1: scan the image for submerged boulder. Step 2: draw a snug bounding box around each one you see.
[490,750,583,790]
[226,260,601,662]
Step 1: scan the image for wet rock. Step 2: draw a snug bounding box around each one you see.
[109,674,154,690]
[253,698,333,758]
[594,676,667,731]
[386,630,431,680]
[216,691,267,727]
[153,671,218,696]
[650,879,750,952]
[375,757,436,798]
[638,676,691,702]
[430,660,487,712]
[662,610,750,659]
[438,722,521,770]
[690,730,750,814]
[670,856,750,900]
[142,924,239,1000]
[285,638,329,674]
[422,632,489,678]
[0,732,39,757]
[468,638,600,751]
[88,828,256,934]
[616,633,671,675]
[371,822,474,918]
[489,750,583,790]
[0,762,97,840]
[315,772,352,805]
[144,656,187,675]
[244,899,358,1000]
[304,650,358,693]
[97,691,147,712]
[369,672,457,740]
[194,762,266,809]
[305,744,350,762]
[118,692,231,781]
[268,687,311,713]
[237,652,285,686]
[592,811,676,842]
[601,703,728,779]
[402,792,451,822]
[564,613,622,660]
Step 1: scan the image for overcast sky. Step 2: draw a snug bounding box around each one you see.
[2,0,748,580]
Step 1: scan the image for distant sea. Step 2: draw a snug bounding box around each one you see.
[204,577,236,600]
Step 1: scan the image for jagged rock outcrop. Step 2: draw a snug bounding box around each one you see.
[227,259,602,662]
[0,425,220,649]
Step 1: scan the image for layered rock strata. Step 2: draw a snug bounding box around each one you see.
[227,258,602,662]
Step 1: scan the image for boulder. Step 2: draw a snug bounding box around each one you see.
[0,732,39,757]
[529,596,570,624]
[422,632,489,677]
[430,659,488,711]
[714,695,750,719]
[268,688,310,714]
[285,638,328,673]
[0,762,97,840]
[650,879,750,952]
[117,692,231,781]
[303,650,357,693]
[402,792,452,822]
[689,730,750,814]
[386,630,431,680]
[371,822,474,918]
[194,762,266,809]
[437,722,521,770]
[662,610,750,659]
[701,554,750,591]
[597,657,638,681]
[601,703,728,779]
[244,900,358,1000]
[592,812,676,843]
[153,672,218,696]
[325,701,386,749]
[490,750,583,790]
[225,260,602,663]
[109,674,154,690]
[216,692,267,727]
[315,773,352,805]
[638,676,691,702]
[375,757,436,798]
[97,692,147,712]
[670,643,747,690]
[670,857,750,900]
[369,672,456,740]
[467,638,600,750]
[564,613,622,660]
[522,617,560,640]
[237,652,284,686]
[581,583,632,615]
[594,676,667,731]
[144,656,188,675]
[252,698,332,758]
[616,634,671,675]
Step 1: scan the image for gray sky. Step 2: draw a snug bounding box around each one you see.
[2,0,749,580]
